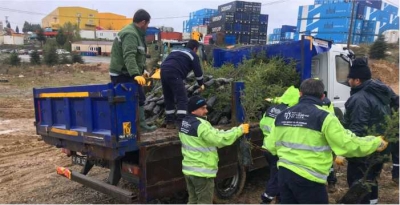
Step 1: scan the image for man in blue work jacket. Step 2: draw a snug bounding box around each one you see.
[161,40,205,129]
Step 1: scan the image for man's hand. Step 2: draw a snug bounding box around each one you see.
[376,136,389,152]
[134,76,146,85]
[142,70,150,78]
[241,123,250,134]
[335,156,346,166]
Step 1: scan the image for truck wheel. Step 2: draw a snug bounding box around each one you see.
[213,165,246,203]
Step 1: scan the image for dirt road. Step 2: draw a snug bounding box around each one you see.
[0,65,398,204]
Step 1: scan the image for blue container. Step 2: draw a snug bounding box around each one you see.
[218,1,245,13]
[352,34,361,44]
[298,3,353,20]
[360,34,377,44]
[273,28,281,34]
[146,27,160,35]
[259,25,268,33]
[380,22,399,34]
[299,18,353,33]
[358,0,382,10]
[241,24,250,33]
[354,19,363,34]
[313,33,349,43]
[251,14,260,23]
[225,35,236,45]
[281,25,297,35]
[210,12,235,23]
[382,2,399,15]
[362,20,379,35]
[259,14,268,24]
[234,23,242,32]
[239,34,250,44]
[210,22,234,33]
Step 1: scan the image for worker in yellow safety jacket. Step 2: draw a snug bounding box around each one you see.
[178,95,250,204]
[259,85,299,204]
[265,78,388,204]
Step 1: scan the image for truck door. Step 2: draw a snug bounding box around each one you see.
[311,53,328,90]
[329,52,351,118]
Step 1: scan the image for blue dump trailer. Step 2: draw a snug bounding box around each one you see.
[33,82,266,203]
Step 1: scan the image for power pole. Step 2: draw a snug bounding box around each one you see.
[347,0,356,49]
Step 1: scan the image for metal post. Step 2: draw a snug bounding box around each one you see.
[347,0,356,49]
[231,82,245,125]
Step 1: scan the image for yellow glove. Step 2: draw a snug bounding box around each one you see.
[335,156,346,166]
[199,85,205,92]
[241,123,250,134]
[134,76,146,85]
[376,136,388,152]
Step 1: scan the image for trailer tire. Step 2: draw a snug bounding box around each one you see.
[213,165,246,203]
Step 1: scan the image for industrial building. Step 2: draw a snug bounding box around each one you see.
[294,0,399,44]
[42,7,131,31]
[71,41,113,56]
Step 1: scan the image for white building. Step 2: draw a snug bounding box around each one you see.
[3,35,24,45]
[96,30,118,40]
[71,41,113,56]
[80,30,118,41]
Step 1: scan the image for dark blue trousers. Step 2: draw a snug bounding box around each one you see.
[263,152,279,197]
[347,161,383,204]
[110,75,145,106]
[278,167,328,204]
[161,70,188,123]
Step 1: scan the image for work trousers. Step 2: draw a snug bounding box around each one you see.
[263,152,279,197]
[110,75,145,106]
[347,161,383,204]
[161,70,188,123]
[184,175,214,204]
[392,141,399,179]
[278,167,328,204]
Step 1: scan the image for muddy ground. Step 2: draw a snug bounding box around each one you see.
[0,63,398,204]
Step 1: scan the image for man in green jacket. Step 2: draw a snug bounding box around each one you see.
[109,9,156,132]
[179,95,249,204]
[265,78,388,204]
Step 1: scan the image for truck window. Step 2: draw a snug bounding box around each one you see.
[311,59,320,76]
[335,56,350,85]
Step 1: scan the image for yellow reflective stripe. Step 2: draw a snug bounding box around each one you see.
[39,92,89,98]
[279,158,327,181]
[50,128,78,136]
[275,141,331,152]
[182,165,217,175]
[182,143,217,152]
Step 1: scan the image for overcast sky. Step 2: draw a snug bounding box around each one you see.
[1,0,315,34]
